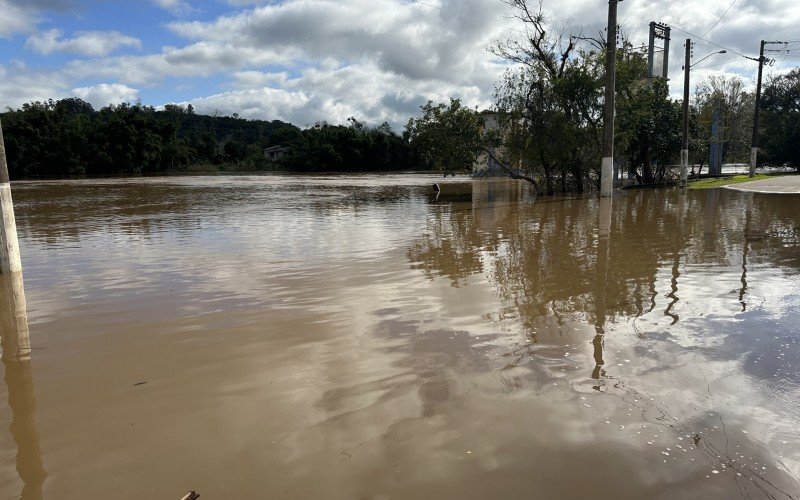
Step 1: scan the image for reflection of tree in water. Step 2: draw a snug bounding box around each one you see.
[408,184,800,341]
[406,204,485,287]
[409,187,687,337]
[406,183,800,499]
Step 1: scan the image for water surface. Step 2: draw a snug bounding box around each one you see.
[1,174,799,499]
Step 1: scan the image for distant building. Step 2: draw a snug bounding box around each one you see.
[473,112,508,175]
[263,146,289,161]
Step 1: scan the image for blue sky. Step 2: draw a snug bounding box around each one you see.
[0,0,798,128]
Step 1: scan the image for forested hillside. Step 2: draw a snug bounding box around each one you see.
[0,99,422,178]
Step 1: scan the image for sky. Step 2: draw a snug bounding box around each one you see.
[0,0,798,129]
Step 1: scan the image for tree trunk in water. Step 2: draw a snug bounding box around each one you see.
[545,169,555,196]
[574,165,584,193]
[642,150,654,183]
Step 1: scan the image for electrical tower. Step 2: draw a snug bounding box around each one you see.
[647,22,671,80]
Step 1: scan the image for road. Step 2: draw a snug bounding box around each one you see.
[725,174,800,194]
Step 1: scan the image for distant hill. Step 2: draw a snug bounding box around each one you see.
[0,98,423,178]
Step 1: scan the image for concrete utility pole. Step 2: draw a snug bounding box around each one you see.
[0,120,22,274]
[709,104,723,175]
[681,45,726,186]
[680,39,691,188]
[750,40,766,178]
[600,0,619,198]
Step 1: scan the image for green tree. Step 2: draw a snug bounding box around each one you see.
[404,99,486,176]
[491,1,605,194]
[691,76,754,172]
[616,78,682,183]
[760,68,800,171]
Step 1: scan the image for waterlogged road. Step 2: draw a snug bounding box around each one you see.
[1,175,799,499]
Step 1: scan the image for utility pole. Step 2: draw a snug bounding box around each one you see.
[680,45,725,186]
[600,0,619,197]
[681,39,691,187]
[647,22,656,78]
[0,120,23,274]
[750,40,766,178]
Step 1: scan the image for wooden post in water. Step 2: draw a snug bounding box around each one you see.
[1,119,23,274]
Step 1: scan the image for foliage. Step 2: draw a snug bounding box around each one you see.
[691,76,754,170]
[491,0,604,194]
[403,99,487,176]
[489,1,680,191]
[280,118,419,172]
[616,78,682,183]
[760,69,800,171]
[0,99,422,178]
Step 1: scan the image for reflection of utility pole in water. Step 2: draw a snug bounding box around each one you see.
[591,197,612,389]
[702,189,719,252]
[1,272,45,500]
[738,193,753,312]
[664,192,685,325]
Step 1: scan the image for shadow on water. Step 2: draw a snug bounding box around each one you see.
[1,272,46,500]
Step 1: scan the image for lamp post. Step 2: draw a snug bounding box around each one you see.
[681,45,726,187]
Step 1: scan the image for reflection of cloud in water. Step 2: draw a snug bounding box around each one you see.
[4,175,799,498]
[409,182,800,496]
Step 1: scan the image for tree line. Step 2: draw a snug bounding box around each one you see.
[0,99,423,179]
[405,0,800,194]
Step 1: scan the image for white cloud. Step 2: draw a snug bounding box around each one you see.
[151,0,196,15]
[0,0,39,38]
[64,42,294,85]
[2,0,800,127]
[25,29,141,57]
[182,60,489,128]
[71,83,139,109]
[0,62,67,107]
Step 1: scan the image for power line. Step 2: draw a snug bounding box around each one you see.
[692,57,747,70]
[700,0,738,39]
[668,23,751,60]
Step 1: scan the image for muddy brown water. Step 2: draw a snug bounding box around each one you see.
[1,175,799,499]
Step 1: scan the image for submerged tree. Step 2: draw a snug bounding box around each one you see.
[491,0,603,194]
[403,99,487,176]
[616,78,682,183]
[490,1,681,190]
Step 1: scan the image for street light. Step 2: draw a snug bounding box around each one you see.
[680,43,728,187]
[691,50,727,68]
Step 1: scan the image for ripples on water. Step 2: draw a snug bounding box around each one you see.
[1,174,799,499]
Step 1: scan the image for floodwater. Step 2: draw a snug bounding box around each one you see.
[1,174,799,499]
